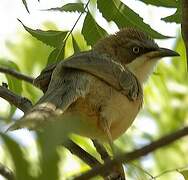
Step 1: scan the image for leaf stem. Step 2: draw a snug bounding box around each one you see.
[55,0,91,61]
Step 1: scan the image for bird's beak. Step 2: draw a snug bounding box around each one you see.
[157,48,180,57]
[148,47,180,59]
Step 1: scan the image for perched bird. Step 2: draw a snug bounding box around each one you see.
[8,28,179,145]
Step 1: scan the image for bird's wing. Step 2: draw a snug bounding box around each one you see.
[8,68,90,130]
[34,51,141,100]
[61,51,142,100]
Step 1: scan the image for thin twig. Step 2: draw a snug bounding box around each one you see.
[0,162,15,180]
[0,85,32,113]
[0,67,34,84]
[55,0,91,61]
[75,126,188,180]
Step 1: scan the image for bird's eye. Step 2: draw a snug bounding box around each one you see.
[132,46,140,54]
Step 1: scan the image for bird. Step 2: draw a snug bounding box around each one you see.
[8,28,179,146]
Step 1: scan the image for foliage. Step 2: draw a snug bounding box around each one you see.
[0,0,187,180]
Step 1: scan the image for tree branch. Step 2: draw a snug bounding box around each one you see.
[181,0,188,68]
[92,140,110,162]
[0,67,34,84]
[0,85,32,113]
[63,139,101,168]
[0,162,15,180]
[75,126,188,180]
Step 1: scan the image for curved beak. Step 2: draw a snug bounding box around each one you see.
[147,47,180,59]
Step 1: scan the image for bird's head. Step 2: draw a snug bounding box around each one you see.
[94,28,179,83]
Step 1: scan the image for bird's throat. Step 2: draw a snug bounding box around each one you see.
[126,56,159,84]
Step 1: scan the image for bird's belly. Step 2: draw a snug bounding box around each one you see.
[103,93,142,140]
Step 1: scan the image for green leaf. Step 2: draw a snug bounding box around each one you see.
[47,47,65,65]
[72,35,80,53]
[162,8,181,23]
[37,121,66,180]
[139,0,178,8]
[97,0,168,39]
[46,3,85,13]
[0,133,32,180]
[37,115,96,180]
[82,12,108,46]
[18,19,68,48]
[179,170,188,180]
[0,59,23,117]
[22,0,29,13]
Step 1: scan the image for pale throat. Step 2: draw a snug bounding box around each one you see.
[126,56,159,84]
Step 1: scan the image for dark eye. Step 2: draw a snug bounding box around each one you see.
[132,46,140,54]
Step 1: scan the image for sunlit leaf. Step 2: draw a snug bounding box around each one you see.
[18,19,68,48]
[82,12,108,46]
[72,35,80,53]
[171,35,187,79]
[97,0,168,39]
[22,0,29,13]
[139,0,178,8]
[45,3,85,13]
[0,133,32,180]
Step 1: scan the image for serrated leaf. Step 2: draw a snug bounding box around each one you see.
[139,0,178,8]
[179,170,188,180]
[162,8,181,23]
[82,12,108,46]
[72,35,80,53]
[46,3,85,13]
[22,0,29,13]
[0,133,32,180]
[97,0,168,39]
[18,19,68,48]
[0,59,23,117]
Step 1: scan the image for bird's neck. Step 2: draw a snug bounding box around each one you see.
[126,56,159,84]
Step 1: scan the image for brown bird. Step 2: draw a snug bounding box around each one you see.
[8,28,179,146]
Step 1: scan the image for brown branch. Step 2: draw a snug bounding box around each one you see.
[0,85,32,113]
[75,126,188,180]
[0,162,15,180]
[0,67,34,84]
[63,139,101,168]
[92,140,110,161]
[181,0,188,68]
